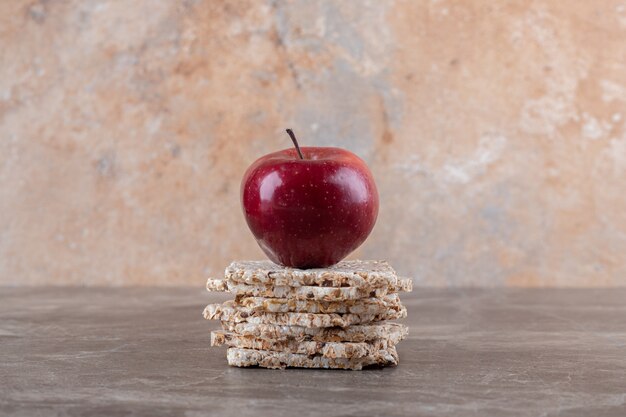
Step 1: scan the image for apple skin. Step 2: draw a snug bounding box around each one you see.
[241,147,379,269]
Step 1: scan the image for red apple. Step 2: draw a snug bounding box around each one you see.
[241,129,379,269]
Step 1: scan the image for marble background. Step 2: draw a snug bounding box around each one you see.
[1,0,626,286]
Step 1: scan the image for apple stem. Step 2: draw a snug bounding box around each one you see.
[286,128,304,160]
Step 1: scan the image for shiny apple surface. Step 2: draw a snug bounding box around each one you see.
[241,147,379,268]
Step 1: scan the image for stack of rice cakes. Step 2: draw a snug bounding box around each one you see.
[203,260,412,370]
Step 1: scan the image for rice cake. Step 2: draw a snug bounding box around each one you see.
[225,260,398,288]
[206,278,413,301]
[212,330,402,358]
[220,321,409,343]
[203,301,407,327]
[226,346,398,370]
[234,294,401,314]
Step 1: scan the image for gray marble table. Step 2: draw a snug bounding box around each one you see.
[1,287,625,416]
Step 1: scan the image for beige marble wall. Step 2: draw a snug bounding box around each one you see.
[1,0,626,286]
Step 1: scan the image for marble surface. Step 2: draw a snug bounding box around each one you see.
[3,1,626,287]
[1,288,625,416]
